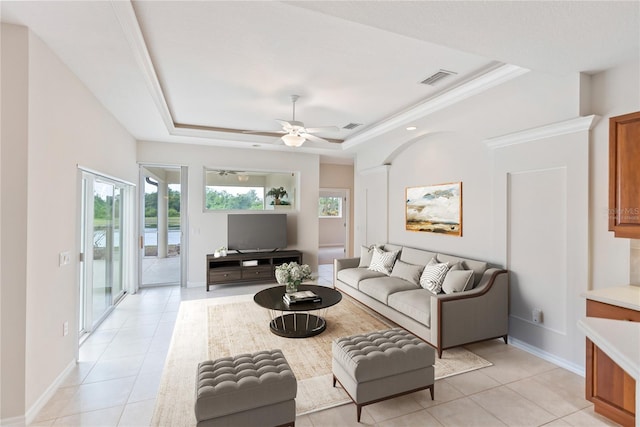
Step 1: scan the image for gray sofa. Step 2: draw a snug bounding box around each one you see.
[333,244,509,357]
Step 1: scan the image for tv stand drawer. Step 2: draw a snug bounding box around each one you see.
[242,266,273,280]
[209,270,242,283]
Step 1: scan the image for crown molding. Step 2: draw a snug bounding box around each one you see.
[359,164,391,175]
[113,1,529,151]
[111,1,175,134]
[484,115,600,149]
[342,63,530,150]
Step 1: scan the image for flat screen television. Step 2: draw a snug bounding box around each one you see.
[227,213,287,252]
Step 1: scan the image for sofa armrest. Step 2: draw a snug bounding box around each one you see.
[334,257,360,273]
[430,269,509,354]
[333,257,360,287]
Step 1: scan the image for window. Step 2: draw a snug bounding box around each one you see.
[204,168,297,211]
[319,196,342,218]
[205,185,264,210]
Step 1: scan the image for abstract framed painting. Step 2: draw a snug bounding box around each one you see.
[406,182,462,236]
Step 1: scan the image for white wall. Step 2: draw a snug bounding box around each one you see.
[387,132,495,261]
[589,59,640,290]
[1,24,138,422]
[350,62,639,372]
[137,141,321,283]
[1,24,29,422]
[355,165,390,250]
[355,71,583,171]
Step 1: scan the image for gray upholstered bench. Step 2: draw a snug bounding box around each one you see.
[332,328,435,422]
[195,349,297,427]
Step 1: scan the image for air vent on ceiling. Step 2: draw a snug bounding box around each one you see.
[343,122,362,130]
[420,69,457,86]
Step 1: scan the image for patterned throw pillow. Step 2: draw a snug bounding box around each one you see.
[368,247,399,275]
[419,258,450,293]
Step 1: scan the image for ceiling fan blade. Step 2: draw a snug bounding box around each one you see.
[275,119,294,129]
[242,129,286,134]
[304,126,340,133]
[301,133,332,144]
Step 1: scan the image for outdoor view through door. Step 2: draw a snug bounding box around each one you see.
[141,166,182,286]
[79,170,133,338]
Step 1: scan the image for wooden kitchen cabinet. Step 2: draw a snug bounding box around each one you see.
[609,111,640,238]
[585,297,638,427]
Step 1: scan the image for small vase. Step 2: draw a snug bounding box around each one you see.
[285,281,298,294]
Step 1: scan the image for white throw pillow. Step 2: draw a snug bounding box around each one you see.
[368,247,399,275]
[358,245,375,268]
[419,258,450,293]
[390,260,424,286]
[442,269,474,294]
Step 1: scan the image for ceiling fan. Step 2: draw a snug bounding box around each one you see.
[213,169,250,182]
[247,95,339,147]
[215,170,240,176]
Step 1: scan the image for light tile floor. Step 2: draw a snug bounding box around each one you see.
[31,264,618,426]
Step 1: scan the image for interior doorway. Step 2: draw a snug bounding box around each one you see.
[139,165,187,287]
[318,188,350,265]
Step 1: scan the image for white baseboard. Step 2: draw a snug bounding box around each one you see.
[509,337,585,377]
[187,281,205,288]
[0,414,26,426]
[23,359,76,425]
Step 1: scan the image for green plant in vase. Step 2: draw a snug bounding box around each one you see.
[267,186,288,205]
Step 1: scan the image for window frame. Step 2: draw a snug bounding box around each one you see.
[318,195,343,218]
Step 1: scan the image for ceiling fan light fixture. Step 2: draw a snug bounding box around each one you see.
[282,134,305,147]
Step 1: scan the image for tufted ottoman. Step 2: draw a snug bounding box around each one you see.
[195,349,297,427]
[332,328,435,422]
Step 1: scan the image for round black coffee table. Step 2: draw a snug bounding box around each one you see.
[253,284,342,338]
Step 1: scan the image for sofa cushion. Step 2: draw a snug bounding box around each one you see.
[359,276,420,304]
[442,269,474,294]
[398,247,437,267]
[419,258,450,293]
[390,260,424,286]
[387,289,434,328]
[337,268,386,289]
[368,247,399,275]
[437,254,487,287]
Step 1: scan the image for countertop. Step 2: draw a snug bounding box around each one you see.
[578,317,640,425]
[583,285,640,312]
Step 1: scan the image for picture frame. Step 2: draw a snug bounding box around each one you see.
[406,182,462,236]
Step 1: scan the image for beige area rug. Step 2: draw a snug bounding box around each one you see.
[151,294,491,426]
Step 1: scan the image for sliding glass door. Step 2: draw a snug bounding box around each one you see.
[79,171,132,337]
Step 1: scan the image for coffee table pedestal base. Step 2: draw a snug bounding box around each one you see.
[269,313,326,338]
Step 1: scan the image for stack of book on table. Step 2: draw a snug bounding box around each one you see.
[283,290,321,304]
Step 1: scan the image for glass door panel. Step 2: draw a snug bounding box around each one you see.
[79,172,130,339]
[92,181,115,326]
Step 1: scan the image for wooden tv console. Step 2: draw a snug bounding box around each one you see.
[206,250,302,291]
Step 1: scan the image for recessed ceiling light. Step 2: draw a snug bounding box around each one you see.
[406,126,417,131]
